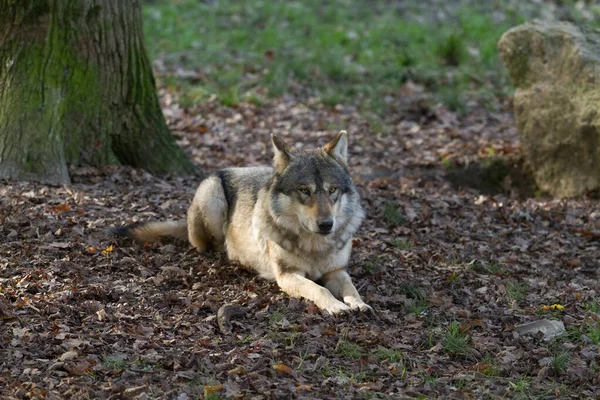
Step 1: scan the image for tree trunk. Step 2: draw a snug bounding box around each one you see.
[0,0,198,185]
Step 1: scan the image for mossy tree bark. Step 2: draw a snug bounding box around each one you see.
[0,0,198,185]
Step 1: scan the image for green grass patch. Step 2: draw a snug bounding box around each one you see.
[454,378,467,388]
[442,321,472,356]
[398,283,428,316]
[363,256,386,276]
[391,238,411,250]
[133,359,155,372]
[561,328,583,344]
[421,373,437,384]
[101,354,128,371]
[436,32,466,67]
[480,354,500,377]
[506,282,527,302]
[398,283,426,302]
[508,376,531,396]
[585,298,600,314]
[336,340,363,360]
[584,321,600,345]
[446,271,461,285]
[236,334,258,345]
[438,87,467,114]
[374,346,403,363]
[142,0,527,113]
[550,349,570,374]
[470,259,504,275]
[268,309,287,328]
[382,201,405,226]
[318,359,371,386]
[284,331,301,348]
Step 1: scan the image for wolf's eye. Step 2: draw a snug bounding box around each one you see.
[298,188,311,196]
[329,186,338,194]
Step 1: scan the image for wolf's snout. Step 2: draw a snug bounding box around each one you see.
[317,219,334,234]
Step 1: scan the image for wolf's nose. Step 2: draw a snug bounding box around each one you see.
[317,219,333,233]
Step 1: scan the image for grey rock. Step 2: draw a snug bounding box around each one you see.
[515,319,566,340]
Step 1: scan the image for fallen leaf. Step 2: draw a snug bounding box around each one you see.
[58,350,79,361]
[272,363,293,375]
[227,366,247,376]
[204,385,223,397]
[54,204,72,213]
[296,384,312,392]
[97,309,107,321]
[471,362,491,372]
[64,359,94,375]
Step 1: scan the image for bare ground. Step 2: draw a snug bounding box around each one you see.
[1,88,599,399]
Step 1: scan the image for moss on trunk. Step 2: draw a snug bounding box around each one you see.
[0,0,198,185]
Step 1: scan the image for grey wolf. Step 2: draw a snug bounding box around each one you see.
[113,131,371,315]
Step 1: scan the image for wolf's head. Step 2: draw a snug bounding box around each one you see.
[269,131,362,237]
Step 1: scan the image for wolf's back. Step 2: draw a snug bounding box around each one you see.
[111,167,272,245]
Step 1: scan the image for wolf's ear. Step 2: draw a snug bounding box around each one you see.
[271,134,292,173]
[324,130,348,162]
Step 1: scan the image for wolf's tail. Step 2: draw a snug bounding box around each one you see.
[111,220,188,243]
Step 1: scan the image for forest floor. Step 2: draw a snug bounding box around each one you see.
[1,89,600,399]
[2,0,600,399]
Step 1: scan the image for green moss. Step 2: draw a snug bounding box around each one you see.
[499,30,533,88]
[20,1,50,23]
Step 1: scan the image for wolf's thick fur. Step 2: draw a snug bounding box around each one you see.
[115,131,371,314]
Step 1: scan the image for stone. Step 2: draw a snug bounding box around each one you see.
[515,319,565,340]
[498,20,600,197]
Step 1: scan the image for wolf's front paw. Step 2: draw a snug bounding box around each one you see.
[322,300,352,315]
[346,299,373,313]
